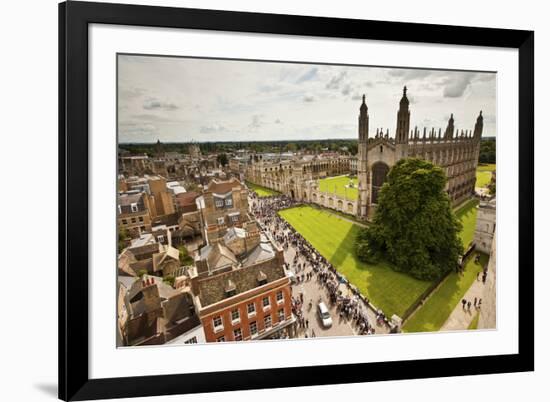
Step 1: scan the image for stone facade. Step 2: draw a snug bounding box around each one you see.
[357,87,483,219]
[245,153,351,201]
[473,198,496,253]
[302,180,358,215]
[201,178,252,243]
[243,86,483,220]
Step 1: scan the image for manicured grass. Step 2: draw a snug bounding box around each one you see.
[246,181,280,197]
[455,199,479,249]
[401,200,484,333]
[278,205,432,318]
[318,176,358,200]
[476,163,496,188]
[401,253,487,333]
[468,312,480,330]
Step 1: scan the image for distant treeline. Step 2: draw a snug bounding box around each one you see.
[479,137,496,164]
[119,136,496,164]
[119,139,359,156]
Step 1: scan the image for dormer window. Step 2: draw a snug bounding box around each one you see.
[130,202,138,213]
[224,280,236,297]
[224,197,233,207]
[257,271,267,286]
[215,198,224,208]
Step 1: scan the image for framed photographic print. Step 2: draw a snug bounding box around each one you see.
[59,1,534,400]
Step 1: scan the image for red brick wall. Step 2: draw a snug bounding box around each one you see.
[201,283,292,342]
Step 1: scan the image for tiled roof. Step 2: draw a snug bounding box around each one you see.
[175,191,199,206]
[206,178,242,194]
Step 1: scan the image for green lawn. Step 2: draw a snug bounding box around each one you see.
[318,176,358,200]
[402,200,483,333]
[402,253,487,333]
[246,181,280,197]
[476,163,496,188]
[278,205,432,318]
[455,199,479,249]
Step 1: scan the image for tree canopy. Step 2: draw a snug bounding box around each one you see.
[216,153,229,167]
[356,158,463,281]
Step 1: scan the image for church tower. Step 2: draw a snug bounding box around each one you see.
[444,114,455,140]
[395,86,410,159]
[474,111,483,140]
[357,95,369,219]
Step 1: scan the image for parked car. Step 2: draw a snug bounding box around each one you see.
[317,302,333,328]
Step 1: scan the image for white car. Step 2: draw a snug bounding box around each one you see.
[317,302,333,328]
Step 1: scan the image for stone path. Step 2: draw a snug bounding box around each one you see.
[440,275,487,331]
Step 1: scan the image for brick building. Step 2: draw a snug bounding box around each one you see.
[190,229,295,342]
[188,179,295,342]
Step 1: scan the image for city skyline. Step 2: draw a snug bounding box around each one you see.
[118,55,497,144]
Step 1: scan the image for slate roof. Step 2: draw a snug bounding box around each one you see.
[242,242,276,267]
[199,243,238,272]
[197,257,286,307]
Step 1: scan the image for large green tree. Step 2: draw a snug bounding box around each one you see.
[356,158,463,280]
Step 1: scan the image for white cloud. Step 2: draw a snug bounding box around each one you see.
[117,55,497,142]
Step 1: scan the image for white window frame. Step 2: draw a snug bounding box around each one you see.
[224,198,233,207]
[233,328,242,341]
[249,321,258,337]
[216,336,225,342]
[130,202,138,213]
[247,302,256,317]
[231,308,240,324]
[262,296,271,311]
[217,217,225,225]
[158,235,165,243]
[264,315,272,330]
[215,199,224,208]
[276,290,284,305]
[212,315,224,333]
[277,308,285,323]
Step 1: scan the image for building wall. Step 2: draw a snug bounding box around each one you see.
[203,185,249,242]
[199,280,292,342]
[356,90,483,217]
[148,176,176,217]
[474,200,496,253]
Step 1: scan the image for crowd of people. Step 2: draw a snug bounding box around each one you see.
[249,192,390,337]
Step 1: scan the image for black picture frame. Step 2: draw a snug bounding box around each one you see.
[59,1,534,400]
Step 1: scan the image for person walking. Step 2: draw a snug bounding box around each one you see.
[461,299,467,310]
[474,297,478,307]
[467,301,472,311]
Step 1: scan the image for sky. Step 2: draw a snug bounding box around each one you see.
[118,55,496,143]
